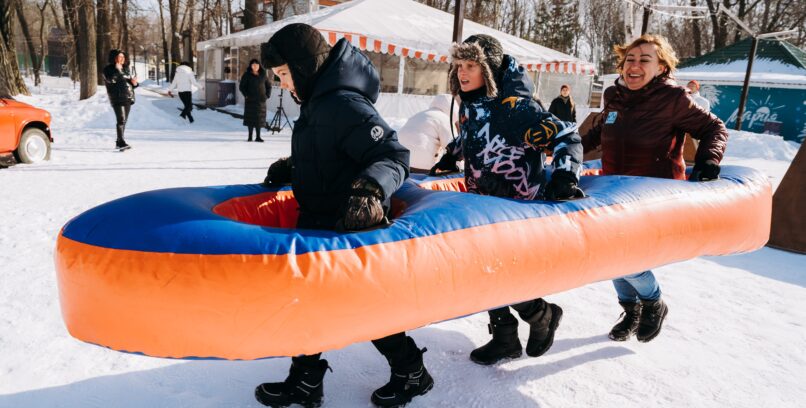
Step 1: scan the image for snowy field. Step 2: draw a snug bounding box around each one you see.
[0,76,804,408]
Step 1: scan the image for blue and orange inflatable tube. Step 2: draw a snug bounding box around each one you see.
[54,166,771,360]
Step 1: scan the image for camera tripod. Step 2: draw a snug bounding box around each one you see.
[268,88,293,134]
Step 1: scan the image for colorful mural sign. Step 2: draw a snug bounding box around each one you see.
[701,85,806,142]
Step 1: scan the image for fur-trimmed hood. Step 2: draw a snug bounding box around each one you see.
[448,42,498,98]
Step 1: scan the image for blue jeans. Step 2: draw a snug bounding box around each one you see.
[612,271,661,303]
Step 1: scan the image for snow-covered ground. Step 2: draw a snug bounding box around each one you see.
[1,76,804,408]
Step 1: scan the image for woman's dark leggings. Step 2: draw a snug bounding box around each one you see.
[248,126,261,141]
[113,104,131,143]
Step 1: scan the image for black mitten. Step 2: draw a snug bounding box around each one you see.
[429,152,460,176]
[262,156,292,186]
[336,178,387,231]
[689,160,720,181]
[544,170,585,201]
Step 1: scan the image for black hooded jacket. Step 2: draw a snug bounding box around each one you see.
[290,38,409,229]
[103,49,138,106]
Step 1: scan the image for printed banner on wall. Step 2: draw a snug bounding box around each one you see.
[701,85,806,143]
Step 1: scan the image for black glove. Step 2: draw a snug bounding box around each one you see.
[262,157,292,186]
[689,160,720,181]
[544,170,585,201]
[336,178,388,232]
[429,152,460,176]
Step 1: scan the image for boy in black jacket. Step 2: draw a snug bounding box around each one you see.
[255,23,432,408]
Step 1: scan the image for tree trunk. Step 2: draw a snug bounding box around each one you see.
[169,0,180,80]
[691,0,702,56]
[158,0,169,81]
[62,0,80,81]
[97,0,110,85]
[244,0,257,28]
[14,0,40,85]
[0,0,28,97]
[77,0,97,100]
[120,0,129,55]
[36,1,48,83]
[188,0,196,68]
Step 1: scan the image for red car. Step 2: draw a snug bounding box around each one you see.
[0,98,52,164]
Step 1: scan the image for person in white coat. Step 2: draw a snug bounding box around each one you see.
[686,80,711,112]
[168,62,200,122]
[397,94,459,172]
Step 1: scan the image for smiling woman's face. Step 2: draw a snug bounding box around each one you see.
[621,43,666,90]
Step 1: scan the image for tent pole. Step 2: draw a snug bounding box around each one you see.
[397,56,405,95]
[452,0,465,43]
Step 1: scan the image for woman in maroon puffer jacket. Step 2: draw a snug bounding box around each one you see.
[583,34,728,344]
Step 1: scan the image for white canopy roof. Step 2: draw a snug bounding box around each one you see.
[197,0,595,75]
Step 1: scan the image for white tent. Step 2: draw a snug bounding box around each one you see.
[197,0,595,120]
[197,0,596,75]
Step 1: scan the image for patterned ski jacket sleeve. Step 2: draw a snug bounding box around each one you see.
[516,97,583,181]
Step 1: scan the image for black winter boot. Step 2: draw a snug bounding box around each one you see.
[255,359,330,408]
[371,338,434,407]
[522,302,563,357]
[609,302,642,341]
[636,298,668,343]
[469,315,522,365]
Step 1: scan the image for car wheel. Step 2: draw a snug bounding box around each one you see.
[16,128,51,163]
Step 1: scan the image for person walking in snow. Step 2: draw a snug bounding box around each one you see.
[103,49,138,151]
[686,80,711,112]
[167,61,200,123]
[239,59,272,142]
[396,94,458,172]
[430,34,584,366]
[255,23,432,408]
[548,84,577,122]
[582,34,728,343]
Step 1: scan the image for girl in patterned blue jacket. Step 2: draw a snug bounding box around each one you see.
[431,34,584,365]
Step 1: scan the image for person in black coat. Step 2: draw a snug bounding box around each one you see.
[254,23,431,408]
[548,84,577,122]
[103,49,138,150]
[239,59,272,142]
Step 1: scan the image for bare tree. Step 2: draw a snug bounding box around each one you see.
[97,0,111,85]
[77,0,97,99]
[0,0,28,97]
[168,0,179,79]
[243,0,257,28]
[120,0,129,54]
[15,0,41,85]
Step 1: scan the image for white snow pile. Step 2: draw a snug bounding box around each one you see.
[1,76,803,408]
[725,129,800,161]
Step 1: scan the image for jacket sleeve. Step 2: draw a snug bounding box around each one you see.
[103,65,123,85]
[337,96,410,200]
[238,74,247,97]
[518,97,583,180]
[672,90,728,165]
[168,75,178,92]
[548,98,560,117]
